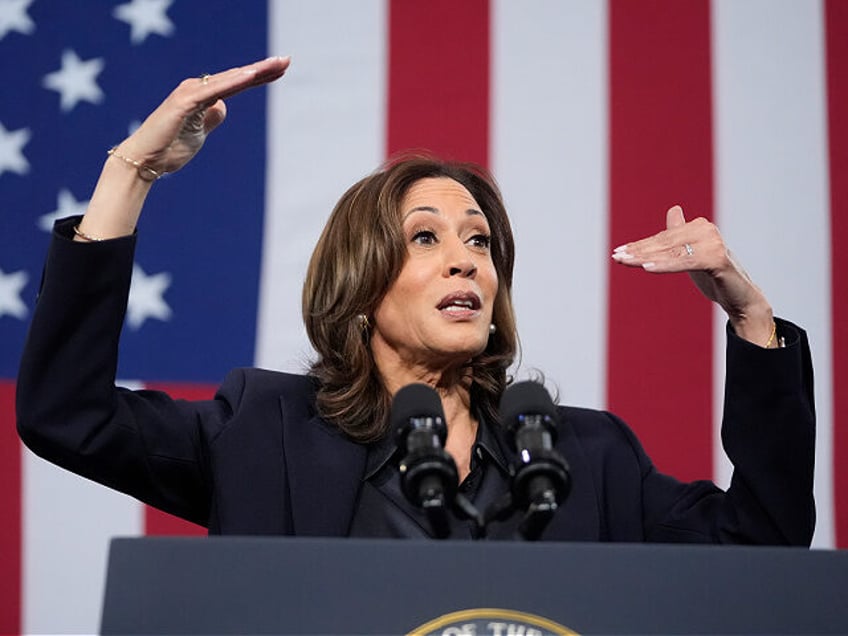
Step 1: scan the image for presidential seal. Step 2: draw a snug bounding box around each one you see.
[408,608,580,636]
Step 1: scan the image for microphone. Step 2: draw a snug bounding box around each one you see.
[500,381,571,540]
[391,383,458,538]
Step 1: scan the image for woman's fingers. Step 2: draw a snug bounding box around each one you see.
[165,56,290,128]
[666,204,686,229]
[191,56,290,105]
[119,56,290,175]
[611,206,774,341]
[612,207,725,273]
[202,100,228,134]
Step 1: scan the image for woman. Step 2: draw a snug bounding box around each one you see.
[16,57,815,542]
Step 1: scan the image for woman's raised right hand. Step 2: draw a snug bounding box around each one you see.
[76,57,289,240]
[116,56,290,177]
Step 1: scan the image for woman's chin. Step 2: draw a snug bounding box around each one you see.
[433,336,489,363]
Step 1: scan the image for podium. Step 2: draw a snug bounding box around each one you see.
[100,537,848,634]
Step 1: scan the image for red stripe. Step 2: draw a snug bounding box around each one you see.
[607,1,714,480]
[142,382,216,536]
[826,0,848,549]
[0,382,21,634]
[386,0,490,165]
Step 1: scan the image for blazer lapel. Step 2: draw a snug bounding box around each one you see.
[280,398,367,537]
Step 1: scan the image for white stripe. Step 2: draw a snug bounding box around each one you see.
[712,0,834,547]
[256,0,388,372]
[491,0,609,409]
[23,381,145,634]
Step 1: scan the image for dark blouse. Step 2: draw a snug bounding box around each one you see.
[349,416,526,539]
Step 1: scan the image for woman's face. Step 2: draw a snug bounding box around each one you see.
[370,177,498,377]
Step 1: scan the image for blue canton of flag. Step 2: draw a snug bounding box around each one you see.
[1,0,269,382]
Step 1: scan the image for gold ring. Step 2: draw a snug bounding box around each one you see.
[200,73,211,85]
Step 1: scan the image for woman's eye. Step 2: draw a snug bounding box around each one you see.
[412,230,437,245]
[469,234,491,249]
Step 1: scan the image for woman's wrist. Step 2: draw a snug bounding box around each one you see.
[74,152,154,242]
[729,300,777,348]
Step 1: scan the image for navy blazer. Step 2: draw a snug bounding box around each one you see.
[16,219,816,544]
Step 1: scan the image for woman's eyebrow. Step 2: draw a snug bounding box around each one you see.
[403,206,484,220]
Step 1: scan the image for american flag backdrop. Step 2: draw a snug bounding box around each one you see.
[0,0,845,633]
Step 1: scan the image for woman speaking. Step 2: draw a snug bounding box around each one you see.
[16,56,815,543]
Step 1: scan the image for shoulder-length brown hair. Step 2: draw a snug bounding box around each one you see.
[302,155,517,442]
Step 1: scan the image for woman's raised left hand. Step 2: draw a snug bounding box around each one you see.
[612,206,775,347]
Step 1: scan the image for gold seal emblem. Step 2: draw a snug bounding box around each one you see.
[408,608,580,636]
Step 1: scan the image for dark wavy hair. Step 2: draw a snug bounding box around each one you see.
[302,155,517,442]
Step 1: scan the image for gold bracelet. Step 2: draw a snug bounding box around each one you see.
[764,321,777,348]
[107,146,162,182]
[73,224,103,242]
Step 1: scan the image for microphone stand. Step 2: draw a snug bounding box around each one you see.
[515,469,564,541]
[392,382,570,540]
[399,438,458,539]
[508,415,571,541]
[398,425,569,540]
[478,468,565,541]
[397,421,484,539]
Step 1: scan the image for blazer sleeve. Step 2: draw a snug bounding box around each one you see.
[630,318,816,545]
[16,217,235,527]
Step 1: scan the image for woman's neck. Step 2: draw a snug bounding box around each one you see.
[379,364,478,483]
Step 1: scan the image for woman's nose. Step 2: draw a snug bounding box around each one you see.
[448,261,477,277]
[446,249,477,278]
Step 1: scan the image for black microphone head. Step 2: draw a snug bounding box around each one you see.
[499,381,557,430]
[391,383,445,437]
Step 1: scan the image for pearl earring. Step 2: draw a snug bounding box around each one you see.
[489,323,497,335]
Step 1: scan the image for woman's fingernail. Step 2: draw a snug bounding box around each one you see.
[642,262,656,271]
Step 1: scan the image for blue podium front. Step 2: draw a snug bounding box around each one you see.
[100,537,848,634]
